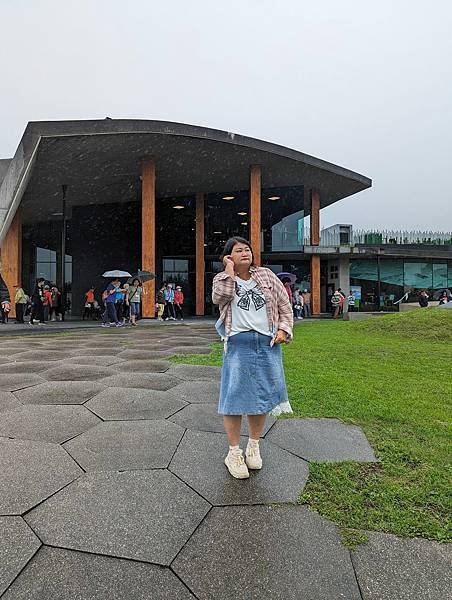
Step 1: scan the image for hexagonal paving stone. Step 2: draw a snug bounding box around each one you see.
[2,546,195,600]
[116,348,173,360]
[40,364,114,381]
[0,348,28,357]
[0,438,83,515]
[166,364,221,381]
[266,417,377,462]
[0,361,55,374]
[6,349,75,361]
[171,346,212,355]
[172,505,361,600]
[169,429,309,506]
[86,387,187,420]
[14,381,106,405]
[100,372,181,391]
[64,420,185,471]
[0,374,45,392]
[352,532,452,600]
[0,405,100,444]
[61,355,125,367]
[166,381,220,404]
[114,359,171,373]
[169,403,276,437]
[0,391,22,413]
[25,470,210,565]
[0,517,41,596]
[71,347,125,356]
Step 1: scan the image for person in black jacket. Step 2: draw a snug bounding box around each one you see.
[0,274,11,324]
[29,278,46,325]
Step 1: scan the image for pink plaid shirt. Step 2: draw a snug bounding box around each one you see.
[212,266,294,340]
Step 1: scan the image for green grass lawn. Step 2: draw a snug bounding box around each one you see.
[173,309,452,544]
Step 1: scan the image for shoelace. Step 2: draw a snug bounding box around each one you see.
[230,452,245,466]
[247,445,259,457]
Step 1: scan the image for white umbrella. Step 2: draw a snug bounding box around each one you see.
[102,270,132,278]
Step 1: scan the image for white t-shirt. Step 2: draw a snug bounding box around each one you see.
[230,276,272,337]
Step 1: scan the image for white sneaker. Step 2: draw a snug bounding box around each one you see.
[224,449,249,479]
[245,441,263,470]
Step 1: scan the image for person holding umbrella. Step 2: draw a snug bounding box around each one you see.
[100,271,131,328]
[128,278,143,326]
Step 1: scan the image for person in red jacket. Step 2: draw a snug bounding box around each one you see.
[174,286,184,320]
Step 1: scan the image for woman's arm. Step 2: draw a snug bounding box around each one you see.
[271,272,294,340]
[212,272,235,306]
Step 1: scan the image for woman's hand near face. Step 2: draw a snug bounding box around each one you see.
[223,255,235,277]
[273,329,288,344]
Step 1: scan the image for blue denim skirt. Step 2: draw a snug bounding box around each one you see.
[218,331,289,415]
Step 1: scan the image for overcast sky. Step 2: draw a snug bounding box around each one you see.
[1,0,451,231]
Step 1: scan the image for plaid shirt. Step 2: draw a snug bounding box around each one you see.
[212,266,294,340]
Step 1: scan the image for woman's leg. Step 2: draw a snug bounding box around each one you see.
[247,414,267,439]
[223,415,242,446]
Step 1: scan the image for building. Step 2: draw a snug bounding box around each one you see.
[0,119,374,317]
[2,120,451,318]
[315,225,452,311]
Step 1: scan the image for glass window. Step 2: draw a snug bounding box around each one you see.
[380,260,404,285]
[404,262,432,288]
[350,260,378,281]
[432,263,448,289]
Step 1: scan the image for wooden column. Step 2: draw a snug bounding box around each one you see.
[141,159,156,318]
[310,189,320,245]
[250,165,261,265]
[0,210,22,318]
[195,192,205,316]
[310,189,321,314]
[310,255,321,315]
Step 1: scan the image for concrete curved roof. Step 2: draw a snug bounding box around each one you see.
[0,119,371,237]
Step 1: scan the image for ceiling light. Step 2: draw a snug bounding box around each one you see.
[237,211,247,216]
[268,196,280,201]
[173,205,184,209]
[241,222,248,226]
[51,212,63,216]
[213,231,222,234]
[222,196,235,200]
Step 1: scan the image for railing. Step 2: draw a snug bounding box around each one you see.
[303,229,452,247]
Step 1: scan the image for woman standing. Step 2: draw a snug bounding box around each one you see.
[14,284,27,323]
[128,278,143,326]
[212,237,293,480]
[174,285,184,320]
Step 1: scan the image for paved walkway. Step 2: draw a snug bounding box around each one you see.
[0,325,450,599]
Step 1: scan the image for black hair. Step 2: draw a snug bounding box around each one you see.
[220,237,255,265]
[132,278,141,285]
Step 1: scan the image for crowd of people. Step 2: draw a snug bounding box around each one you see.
[94,279,185,327]
[0,277,66,325]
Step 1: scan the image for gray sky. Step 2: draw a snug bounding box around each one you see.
[1,0,451,230]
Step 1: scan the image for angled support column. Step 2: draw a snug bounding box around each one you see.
[195,192,205,316]
[0,209,22,318]
[249,165,261,265]
[310,189,321,315]
[141,159,156,318]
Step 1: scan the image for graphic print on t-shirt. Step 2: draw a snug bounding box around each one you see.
[235,281,266,311]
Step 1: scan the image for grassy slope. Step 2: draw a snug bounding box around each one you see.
[173,309,452,542]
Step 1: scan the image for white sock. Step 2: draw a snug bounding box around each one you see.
[229,445,240,454]
[247,438,259,446]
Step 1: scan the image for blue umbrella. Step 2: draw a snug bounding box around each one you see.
[277,272,297,285]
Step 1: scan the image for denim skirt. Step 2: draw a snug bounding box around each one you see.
[218,330,289,415]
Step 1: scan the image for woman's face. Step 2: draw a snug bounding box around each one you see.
[230,243,252,269]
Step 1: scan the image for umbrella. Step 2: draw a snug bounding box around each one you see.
[277,272,297,285]
[102,270,132,278]
[127,270,156,284]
